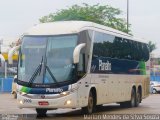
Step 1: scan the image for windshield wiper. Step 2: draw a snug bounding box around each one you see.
[46,65,58,84]
[38,56,43,75]
[28,56,43,86]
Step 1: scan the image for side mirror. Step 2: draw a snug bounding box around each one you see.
[73,43,86,64]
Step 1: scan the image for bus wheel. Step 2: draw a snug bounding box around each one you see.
[36,108,47,116]
[152,89,157,94]
[128,88,136,108]
[135,90,141,107]
[82,91,95,114]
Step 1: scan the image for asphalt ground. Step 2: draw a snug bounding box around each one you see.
[0,93,160,120]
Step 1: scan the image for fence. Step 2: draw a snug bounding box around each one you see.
[0,77,13,92]
[150,75,160,82]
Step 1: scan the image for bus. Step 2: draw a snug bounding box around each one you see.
[10,21,150,115]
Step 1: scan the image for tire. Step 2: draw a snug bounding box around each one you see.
[135,90,141,107]
[81,91,95,114]
[127,88,136,108]
[152,89,157,94]
[36,108,47,116]
[120,88,137,108]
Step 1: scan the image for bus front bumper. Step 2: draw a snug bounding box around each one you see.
[17,92,78,109]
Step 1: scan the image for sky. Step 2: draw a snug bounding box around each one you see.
[0,0,160,56]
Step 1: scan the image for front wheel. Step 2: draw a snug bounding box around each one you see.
[36,108,47,116]
[81,91,95,114]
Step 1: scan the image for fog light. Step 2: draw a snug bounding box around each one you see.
[20,100,23,104]
[66,100,71,105]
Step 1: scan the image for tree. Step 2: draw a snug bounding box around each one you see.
[39,3,131,33]
[148,41,156,53]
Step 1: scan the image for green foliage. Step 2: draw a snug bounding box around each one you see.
[39,3,131,33]
[148,41,156,52]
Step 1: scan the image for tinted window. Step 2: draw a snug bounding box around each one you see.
[92,32,149,61]
[91,31,149,75]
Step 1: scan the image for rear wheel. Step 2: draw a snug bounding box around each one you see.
[36,108,47,116]
[81,91,95,114]
[135,90,141,107]
[128,88,136,107]
[120,88,136,108]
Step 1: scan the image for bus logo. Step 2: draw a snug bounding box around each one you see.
[46,88,63,93]
[99,60,111,71]
[41,95,45,99]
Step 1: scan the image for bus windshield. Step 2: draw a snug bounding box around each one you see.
[18,35,78,86]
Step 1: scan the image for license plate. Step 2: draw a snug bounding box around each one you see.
[38,101,49,106]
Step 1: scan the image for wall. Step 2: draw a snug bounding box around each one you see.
[0,78,13,92]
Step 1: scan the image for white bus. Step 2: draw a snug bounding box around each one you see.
[12,21,150,115]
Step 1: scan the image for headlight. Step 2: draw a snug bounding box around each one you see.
[60,84,79,96]
[60,91,70,96]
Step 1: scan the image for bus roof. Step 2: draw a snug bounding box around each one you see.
[24,21,147,44]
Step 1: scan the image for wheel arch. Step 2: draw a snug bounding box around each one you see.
[90,87,97,105]
[132,85,136,93]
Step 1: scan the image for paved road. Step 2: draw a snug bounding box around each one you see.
[0,93,160,120]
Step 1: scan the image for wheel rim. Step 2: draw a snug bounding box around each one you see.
[136,92,140,106]
[88,93,93,113]
[131,91,135,106]
[153,89,156,94]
